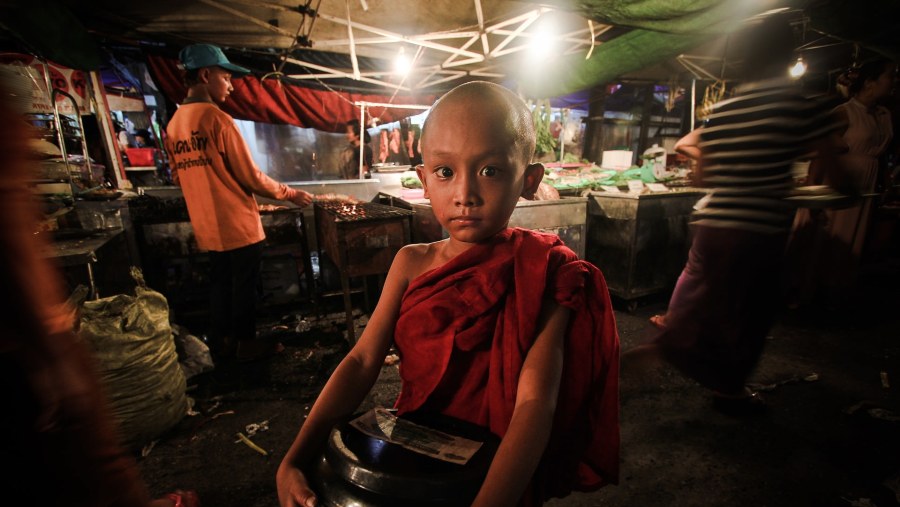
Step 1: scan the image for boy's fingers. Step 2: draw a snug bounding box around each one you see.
[293,490,316,507]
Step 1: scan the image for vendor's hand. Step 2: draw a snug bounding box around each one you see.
[290,190,314,208]
[276,463,317,507]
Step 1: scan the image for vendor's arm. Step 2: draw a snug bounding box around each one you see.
[471,299,570,507]
[675,128,707,186]
[805,107,851,189]
[674,127,702,161]
[276,246,417,507]
[221,123,312,207]
[810,131,856,195]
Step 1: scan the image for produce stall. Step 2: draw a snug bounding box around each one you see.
[585,188,707,310]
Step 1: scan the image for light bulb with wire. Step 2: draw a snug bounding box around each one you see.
[394,47,412,76]
[789,56,807,79]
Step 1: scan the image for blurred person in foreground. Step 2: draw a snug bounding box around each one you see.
[0,66,196,507]
[621,12,854,416]
[277,81,620,507]
[164,44,313,363]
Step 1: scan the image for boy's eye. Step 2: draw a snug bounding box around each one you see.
[436,167,453,178]
[480,166,498,177]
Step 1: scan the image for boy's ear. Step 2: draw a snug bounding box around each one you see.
[197,67,211,84]
[521,163,544,200]
[414,164,429,198]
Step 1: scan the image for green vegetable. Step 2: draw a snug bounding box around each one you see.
[530,99,557,157]
[401,175,422,189]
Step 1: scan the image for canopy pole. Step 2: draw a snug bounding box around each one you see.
[558,108,566,162]
[351,100,433,178]
[359,102,366,178]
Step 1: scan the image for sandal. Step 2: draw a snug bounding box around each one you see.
[236,340,285,363]
[712,390,767,416]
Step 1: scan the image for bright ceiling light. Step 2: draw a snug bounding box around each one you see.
[394,47,412,76]
[529,18,557,61]
[789,56,807,79]
[530,28,554,60]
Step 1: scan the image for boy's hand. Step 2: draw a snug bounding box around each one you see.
[289,190,314,208]
[276,464,317,507]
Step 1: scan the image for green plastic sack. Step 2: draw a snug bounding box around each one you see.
[78,267,188,450]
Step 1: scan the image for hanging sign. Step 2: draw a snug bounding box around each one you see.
[0,53,87,115]
[106,93,147,112]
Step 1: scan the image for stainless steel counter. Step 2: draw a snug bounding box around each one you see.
[585,189,707,308]
[377,194,589,259]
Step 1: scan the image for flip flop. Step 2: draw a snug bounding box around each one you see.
[236,340,286,363]
[712,390,767,416]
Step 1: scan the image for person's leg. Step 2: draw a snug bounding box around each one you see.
[207,249,234,359]
[621,233,708,380]
[648,226,771,404]
[697,228,786,415]
[229,241,263,344]
[229,241,282,361]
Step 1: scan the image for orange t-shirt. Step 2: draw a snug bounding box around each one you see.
[165,101,299,252]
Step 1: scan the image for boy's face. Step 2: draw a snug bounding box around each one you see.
[202,67,234,104]
[418,98,542,245]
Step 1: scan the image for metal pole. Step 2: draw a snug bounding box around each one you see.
[359,103,366,179]
[558,108,566,162]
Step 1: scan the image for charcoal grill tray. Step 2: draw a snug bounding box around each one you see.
[315,201,413,222]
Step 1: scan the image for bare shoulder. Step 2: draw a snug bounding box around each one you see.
[392,241,447,282]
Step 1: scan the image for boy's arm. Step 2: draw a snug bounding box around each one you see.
[471,298,570,507]
[276,247,414,507]
[221,122,312,207]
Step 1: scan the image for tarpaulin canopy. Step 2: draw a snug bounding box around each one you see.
[1,0,897,121]
[518,0,900,97]
[146,53,436,131]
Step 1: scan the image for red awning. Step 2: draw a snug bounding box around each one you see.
[146,54,435,133]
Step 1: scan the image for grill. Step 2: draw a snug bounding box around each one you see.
[314,200,413,341]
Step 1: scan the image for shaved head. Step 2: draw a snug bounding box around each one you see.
[422,81,536,164]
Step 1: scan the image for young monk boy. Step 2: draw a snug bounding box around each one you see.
[276,81,620,507]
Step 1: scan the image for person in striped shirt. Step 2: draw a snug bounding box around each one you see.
[622,12,854,415]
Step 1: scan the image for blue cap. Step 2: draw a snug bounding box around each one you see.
[179,44,251,75]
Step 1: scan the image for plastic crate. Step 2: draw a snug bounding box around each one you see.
[126,147,157,167]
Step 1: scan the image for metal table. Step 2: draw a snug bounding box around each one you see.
[42,228,124,299]
[585,189,707,310]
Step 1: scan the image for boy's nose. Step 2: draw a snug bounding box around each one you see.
[453,174,480,207]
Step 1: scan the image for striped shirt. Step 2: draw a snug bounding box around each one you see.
[694,78,837,233]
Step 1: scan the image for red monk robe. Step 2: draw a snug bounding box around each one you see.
[393,227,620,505]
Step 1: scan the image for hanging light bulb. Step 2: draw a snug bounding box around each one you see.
[394,47,412,76]
[789,56,807,79]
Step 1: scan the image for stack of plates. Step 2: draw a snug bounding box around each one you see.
[373,164,412,173]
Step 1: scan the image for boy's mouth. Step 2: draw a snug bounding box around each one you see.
[451,215,480,225]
